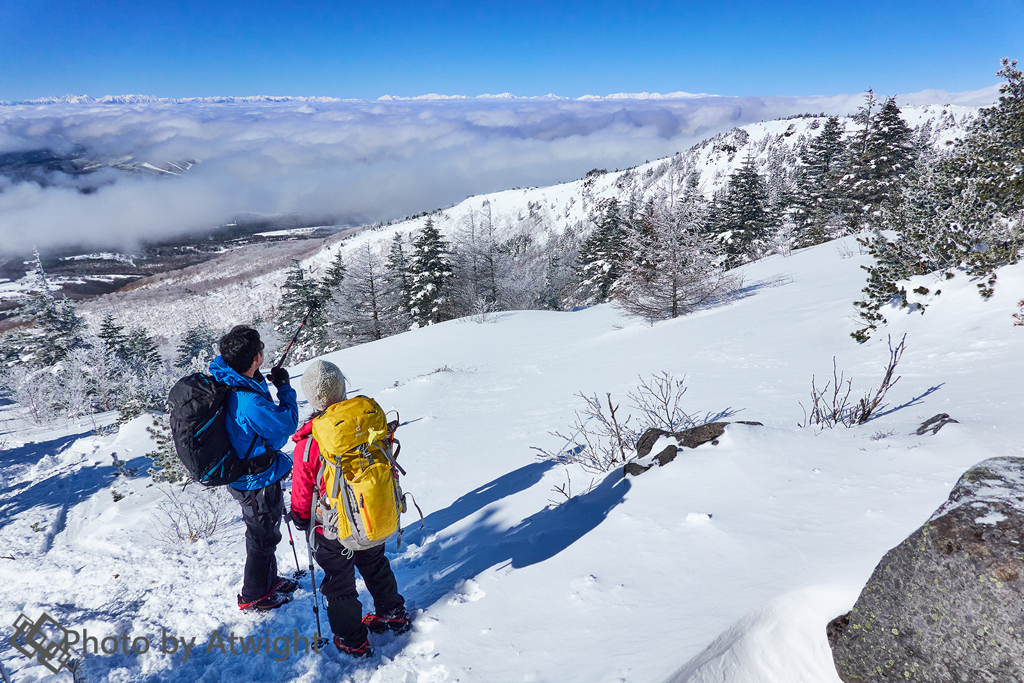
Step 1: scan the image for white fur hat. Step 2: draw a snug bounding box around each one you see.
[301,360,347,411]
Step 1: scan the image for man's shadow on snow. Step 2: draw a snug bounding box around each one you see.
[393,461,630,609]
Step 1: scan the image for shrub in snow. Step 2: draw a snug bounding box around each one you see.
[533,372,705,473]
[146,413,188,484]
[154,486,233,545]
[798,334,905,429]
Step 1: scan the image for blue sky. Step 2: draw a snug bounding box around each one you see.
[1,0,1021,100]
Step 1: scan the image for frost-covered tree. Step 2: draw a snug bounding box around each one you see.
[1,251,90,368]
[538,254,574,311]
[329,242,393,345]
[576,199,626,304]
[33,298,90,367]
[615,196,737,320]
[384,233,413,326]
[407,218,454,327]
[450,206,504,315]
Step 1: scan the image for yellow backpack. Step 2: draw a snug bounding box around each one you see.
[308,396,406,552]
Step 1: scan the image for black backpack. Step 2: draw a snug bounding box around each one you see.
[168,373,276,487]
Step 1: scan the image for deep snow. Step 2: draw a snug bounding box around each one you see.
[2,235,1023,682]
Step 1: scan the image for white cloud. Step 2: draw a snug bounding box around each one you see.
[0,85,1000,254]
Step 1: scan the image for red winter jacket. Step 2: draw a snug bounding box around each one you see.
[290,419,323,535]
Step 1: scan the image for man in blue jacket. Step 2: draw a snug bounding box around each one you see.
[210,325,300,611]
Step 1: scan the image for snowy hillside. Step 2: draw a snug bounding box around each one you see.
[77,104,978,340]
[3,235,1022,682]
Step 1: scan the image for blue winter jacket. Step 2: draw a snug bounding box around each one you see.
[208,356,298,491]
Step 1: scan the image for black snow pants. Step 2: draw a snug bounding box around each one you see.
[314,536,405,647]
[229,481,284,602]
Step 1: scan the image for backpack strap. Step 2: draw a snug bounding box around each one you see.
[227,384,272,469]
[300,436,314,463]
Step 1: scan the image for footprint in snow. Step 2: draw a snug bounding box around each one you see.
[447,579,485,605]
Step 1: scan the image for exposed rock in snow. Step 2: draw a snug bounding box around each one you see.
[828,457,1024,683]
[624,422,763,476]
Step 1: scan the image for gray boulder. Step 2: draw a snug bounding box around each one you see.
[828,457,1024,682]
[624,422,762,476]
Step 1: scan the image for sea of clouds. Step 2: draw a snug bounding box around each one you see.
[0,85,1000,254]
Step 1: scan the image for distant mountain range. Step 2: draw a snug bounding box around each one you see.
[0,84,999,107]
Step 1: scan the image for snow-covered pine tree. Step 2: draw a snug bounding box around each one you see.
[575,198,626,304]
[407,218,454,327]
[0,251,88,368]
[538,254,569,310]
[710,153,776,266]
[385,232,413,327]
[791,117,849,247]
[275,260,334,362]
[98,314,130,360]
[841,95,916,226]
[174,322,218,370]
[615,195,736,320]
[851,60,1024,341]
[320,248,347,293]
[956,58,1024,213]
[317,248,348,343]
[33,298,90,367]
[124,327,162,372]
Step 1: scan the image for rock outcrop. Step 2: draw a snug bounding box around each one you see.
[828,457,1024,682]
[623,422,762,476]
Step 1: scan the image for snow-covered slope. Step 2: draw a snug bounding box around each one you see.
[3,235,1022,682]
[79,105,978,340]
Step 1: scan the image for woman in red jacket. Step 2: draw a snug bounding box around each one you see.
[289,359,408,659]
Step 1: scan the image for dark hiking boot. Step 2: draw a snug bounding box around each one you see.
[362,608,412,634]
[273,577,300,594]
[237,591,292,611]
[334,635,373,658]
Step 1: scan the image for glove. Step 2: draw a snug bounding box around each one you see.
[290,512,310,532]
[268,366,290,388]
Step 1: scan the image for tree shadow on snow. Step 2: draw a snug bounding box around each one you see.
[0,431,112,532]
[396,467,630,610]
[865,384,944,423]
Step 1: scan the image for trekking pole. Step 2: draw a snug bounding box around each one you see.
[305,530,329,650]
[273,308,311,370]
[283,515,307,579]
